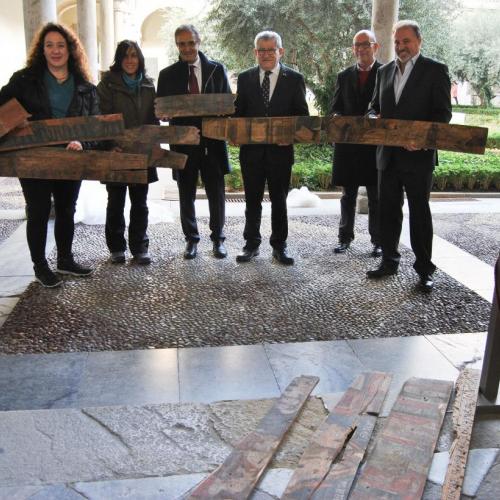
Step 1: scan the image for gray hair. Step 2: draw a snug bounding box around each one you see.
[254,30,282,49]
[393,20,421,40]
[353,29,377,44]
[174,24,201,43]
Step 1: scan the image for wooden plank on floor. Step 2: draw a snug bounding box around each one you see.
[0,114,124,152]
[349,377,453,500]
[118,124,200,148]
[442,368,481,500]
[155,94,235,119]
[202,116,322,144]
[325,116,488,154]
[0,98,31,138]
[0,147,148,183]
[187,375,319,499]
[281,372,392,500]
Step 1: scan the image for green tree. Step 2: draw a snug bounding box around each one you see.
[449,9,500,107]
[205,0,459,114]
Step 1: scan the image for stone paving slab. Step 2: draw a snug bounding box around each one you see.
[433,213,500,267]
[0,217,491,354]
[0,397,327,489]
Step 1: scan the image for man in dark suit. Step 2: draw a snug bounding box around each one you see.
[367,20,452,292]
[330,30,382,257]
[157,25,231,260]
[234,30,309,265]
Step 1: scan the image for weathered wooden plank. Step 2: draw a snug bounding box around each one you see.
[349,377,453,500]
[187,375,319,500]
[282,372,392,500]
[117,124,200,148]
[0,98,31,138]
[0,114,125,152]
[0,147,147,183]
[202,116,322,144]
[442,368,481,500]
[326,115,488,154]
[149,148,187,170]
[155,94,235,119]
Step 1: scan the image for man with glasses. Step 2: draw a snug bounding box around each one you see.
[234,31,309,265]
[331,30,382,258]
[366,20,451,292]
[157,25,231,260]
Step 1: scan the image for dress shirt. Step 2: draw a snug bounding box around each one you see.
[394,52,420,104]
[188,56,202,93]
[259,63,280,101]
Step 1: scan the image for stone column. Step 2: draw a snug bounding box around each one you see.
[371,0,399,64]
[23,0,57,51]
[77,0,99,82]
[100,0,115,71]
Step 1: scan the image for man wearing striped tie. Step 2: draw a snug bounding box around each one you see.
[235,31,309,266]
[157,25,231,260]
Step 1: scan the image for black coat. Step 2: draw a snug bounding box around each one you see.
[234,64,309,166]
[368,55,452,172]
[330,62,381,186]
[0,67,100,150]
[156,51,231,179]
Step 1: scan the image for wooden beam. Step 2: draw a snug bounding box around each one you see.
[0,98,31,138]
[325,115,488,154]
[155,94,235,119]
[0,114,125,152]
[282,372,392,500]
[349,377,453,500]
[187,375,319,499]
[117,124,200,148]
[202,116,322,144]
[0,148,148,183]
[149,148,187,170]
[442,368,481,500]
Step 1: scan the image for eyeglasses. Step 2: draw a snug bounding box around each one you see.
[176,40,197,48]
[353,42,375,49]
[256,48,278,55]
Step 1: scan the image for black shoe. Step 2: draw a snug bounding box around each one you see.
[57,259,93,277]
[371,245,382,257]
[272,248,294,266]
[110,251,126,264]
[133,252,151,265]
[419,274,434,293]
[236,248,259,263]
[183,241,197,260]
[334,242,350,254]
[34,265,62,288]
[213,241,227,259]
[366,264,397,279]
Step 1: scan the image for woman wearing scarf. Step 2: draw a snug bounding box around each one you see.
[97,40,158,265]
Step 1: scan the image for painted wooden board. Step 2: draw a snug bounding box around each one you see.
[187,375,319,499]
[155,94,235,118]
[0,114,125,152]
[117,124,200,148]
[202,116,322,144]
[149,148,188,170]
[442,368,481,500]
[326,115,488,154]
[282,372,392,500]
[0,98,31,138]
[349,377,453,500]
[0,148,148,183]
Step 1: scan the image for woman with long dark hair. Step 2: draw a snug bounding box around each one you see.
[97,40,158,265]
[0,22,98,288]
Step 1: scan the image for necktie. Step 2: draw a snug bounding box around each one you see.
[189,65,199,94]
[262,70,271,107]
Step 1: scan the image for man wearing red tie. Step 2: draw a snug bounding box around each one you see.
[157,25,231,260]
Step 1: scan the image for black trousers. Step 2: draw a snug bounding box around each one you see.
[177,161,225,243]
[338,184,380,245]
[105,184,149,255]
[241,160,292,250]
[379,164,436,276]
[20,178,81,267]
